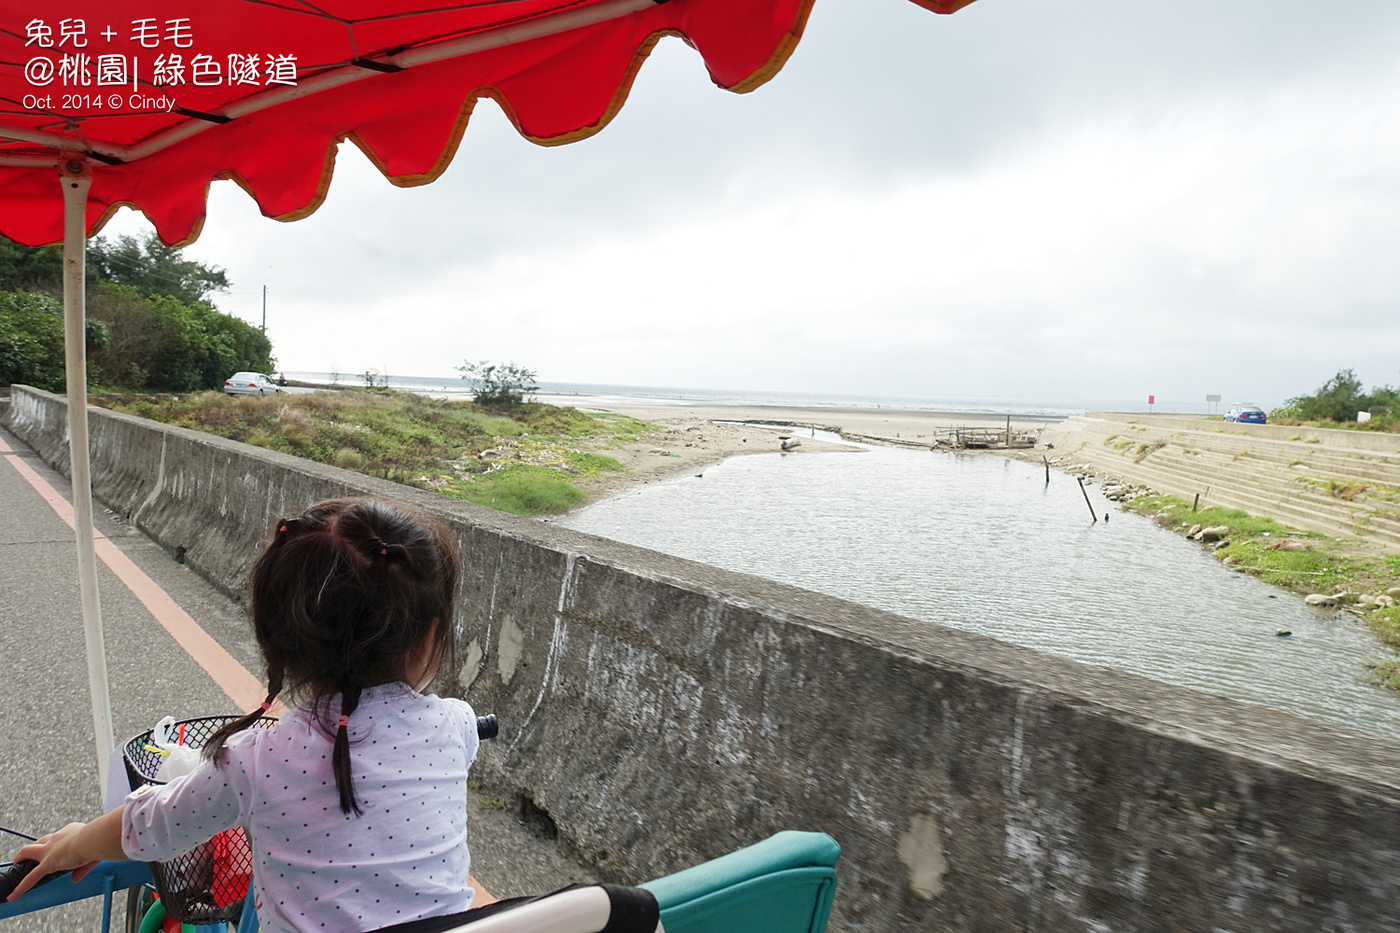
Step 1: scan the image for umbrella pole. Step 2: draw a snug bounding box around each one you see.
[60,158,115,791]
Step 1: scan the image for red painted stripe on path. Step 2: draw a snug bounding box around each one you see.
[3,450,270,712]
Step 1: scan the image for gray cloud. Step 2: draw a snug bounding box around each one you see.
[100,0,1400,408]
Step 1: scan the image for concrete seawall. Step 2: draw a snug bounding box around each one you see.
[7,385,1400,933]
[1044,414,1400,549]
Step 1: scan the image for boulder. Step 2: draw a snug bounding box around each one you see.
[1377,594,1397,609]
[1187,524,1203,538]
[1305,594,1340,608]
[1197,525,1231,542]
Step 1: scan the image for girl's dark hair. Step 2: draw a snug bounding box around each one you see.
[205,497,460,815]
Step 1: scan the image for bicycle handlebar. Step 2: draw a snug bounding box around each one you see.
[2,712,499,904]
[0,860,59,903]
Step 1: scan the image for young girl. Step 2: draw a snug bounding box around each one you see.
[7,497,480,933]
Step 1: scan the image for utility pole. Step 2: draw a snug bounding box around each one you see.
[261,284,267,332]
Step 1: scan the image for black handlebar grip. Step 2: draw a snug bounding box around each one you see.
[477,714,498,741]
[0,860,61,903]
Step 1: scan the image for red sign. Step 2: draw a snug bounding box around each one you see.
[1148,395,1155,405]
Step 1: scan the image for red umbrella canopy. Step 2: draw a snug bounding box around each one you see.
[1,0,975,247]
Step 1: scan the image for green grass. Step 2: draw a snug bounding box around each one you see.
[1367,607,1400,690]
[444,465,586,514]
[95,389,655,517]
[1125,495,1357,590]
[1127,494,1400,691]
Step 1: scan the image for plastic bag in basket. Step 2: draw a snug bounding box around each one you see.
[150,716,202,782]
[209,829,252,908]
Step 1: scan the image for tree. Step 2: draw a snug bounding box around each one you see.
[1278,369,1368,423]
[87,233,230,305]
[2,232,269,393]
[456,360,539,406]
[85,285,273,392]
[0,291,108,392]
[0,292,65,391]
[1,231,229,305]
[0,238,63,293]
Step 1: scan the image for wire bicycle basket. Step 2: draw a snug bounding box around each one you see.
[121,715,276,925]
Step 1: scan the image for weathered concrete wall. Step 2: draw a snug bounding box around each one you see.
[8,385,1400,933]
[1047,415,1400,549]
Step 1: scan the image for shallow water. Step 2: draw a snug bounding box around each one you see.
[559,437,1400,741]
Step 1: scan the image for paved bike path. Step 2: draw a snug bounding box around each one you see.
[1,423,243,930]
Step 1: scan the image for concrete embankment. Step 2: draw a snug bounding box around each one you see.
[7,385,1400,933]
[1043,413,1400,550]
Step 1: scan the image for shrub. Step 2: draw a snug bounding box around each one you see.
[0,292,65,391]
[1275,368,1398,427]
[456,360,539,406]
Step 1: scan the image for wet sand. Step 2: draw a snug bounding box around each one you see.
[563,398,1060,504]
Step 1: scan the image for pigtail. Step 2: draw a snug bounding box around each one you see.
[333,686,364,815]
[205,662,285,762]
[204,688,280,762]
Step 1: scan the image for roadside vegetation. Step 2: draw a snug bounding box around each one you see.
[1,233,272,394]
[1270,369,1400,433]
[92,389,653,517]
[1126,495,1400,690]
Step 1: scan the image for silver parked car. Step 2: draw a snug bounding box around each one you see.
[223,372,282,396]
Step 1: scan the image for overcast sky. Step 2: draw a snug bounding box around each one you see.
[103,0,1400,410]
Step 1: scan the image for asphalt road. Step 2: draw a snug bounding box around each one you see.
[0,424,589,931]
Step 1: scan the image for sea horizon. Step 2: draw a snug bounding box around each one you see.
[283,371,1212,420]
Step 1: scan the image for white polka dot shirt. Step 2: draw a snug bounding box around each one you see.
[122,683,480,933]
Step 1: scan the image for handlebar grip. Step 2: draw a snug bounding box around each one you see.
[477,714,498,741]
[0,860,61,903]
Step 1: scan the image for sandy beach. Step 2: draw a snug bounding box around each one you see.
[567,398,1059,503]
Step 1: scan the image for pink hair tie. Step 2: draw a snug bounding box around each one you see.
[337,716,350,728]
[259,700,273,712]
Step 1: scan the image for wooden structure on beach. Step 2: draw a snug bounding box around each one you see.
[933,424,1040,450]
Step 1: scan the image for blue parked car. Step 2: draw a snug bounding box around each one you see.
[1225,404,1267,424]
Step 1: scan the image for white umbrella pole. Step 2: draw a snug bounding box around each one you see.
[60,158,115,791]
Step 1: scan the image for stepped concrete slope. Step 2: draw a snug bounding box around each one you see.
[1044,413,1400,550]
[8,386,1400,933]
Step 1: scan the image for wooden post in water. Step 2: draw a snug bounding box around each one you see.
[1005,415,1012,449]
[1043,455,1051,485]
[1077,476,1098,523]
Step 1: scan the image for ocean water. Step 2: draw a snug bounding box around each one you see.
[559,433,1400,741]
[283,372,1176,419]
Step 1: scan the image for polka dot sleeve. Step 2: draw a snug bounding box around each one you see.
[122,735,253,862]
[441,698,480,770]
